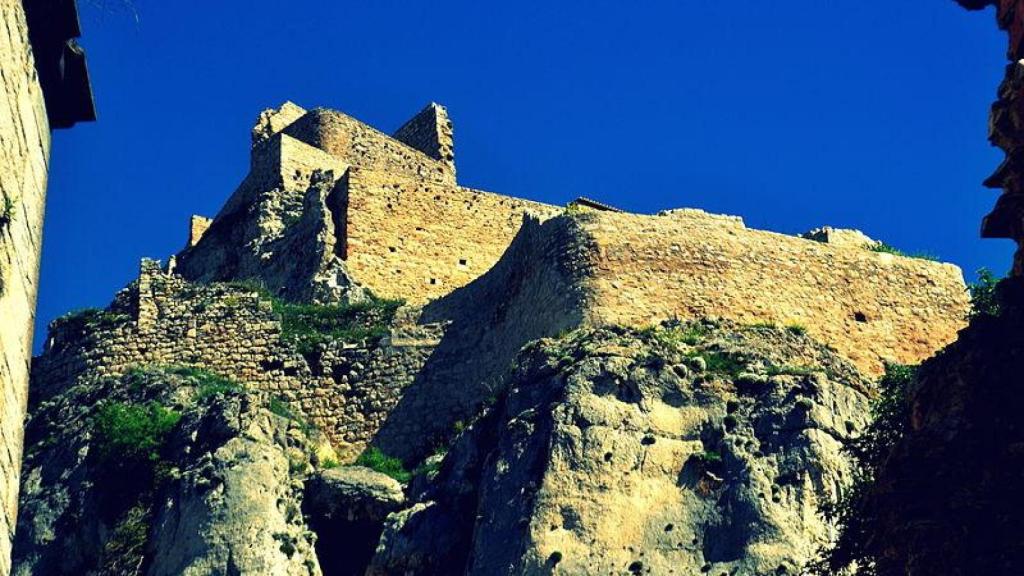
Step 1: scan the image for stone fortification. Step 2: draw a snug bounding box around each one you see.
[578,209,969,375]
[0,1,93,573]
[31,261,438,462]
[177,102,560,305]
[341,168,561,302]
[160,102,970,461]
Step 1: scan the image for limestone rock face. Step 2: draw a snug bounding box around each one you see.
[13,368,321,576]
[372,321,872,575]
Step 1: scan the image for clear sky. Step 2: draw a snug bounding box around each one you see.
[37,0,1008,350]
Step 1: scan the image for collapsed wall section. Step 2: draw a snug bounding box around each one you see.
[578,209,970,375]
[31,261,437,462]
[342,169,561,303]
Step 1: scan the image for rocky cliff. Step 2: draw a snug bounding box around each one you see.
[12,100,977,575]
[370,320,871,575]
[15,312,877,575]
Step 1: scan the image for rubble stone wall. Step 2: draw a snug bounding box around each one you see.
[0,2,51,572]
[31,262,438,462]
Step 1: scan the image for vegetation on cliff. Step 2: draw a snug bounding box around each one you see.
[225,280,403,353]
[811,363,916,575]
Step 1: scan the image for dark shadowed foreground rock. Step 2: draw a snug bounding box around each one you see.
[304,467,405,575]
[855,278,1024,575]
[371,321,872,575]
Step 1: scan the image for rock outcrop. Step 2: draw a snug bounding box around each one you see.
[371,321,872,575]
[14,366,322,576]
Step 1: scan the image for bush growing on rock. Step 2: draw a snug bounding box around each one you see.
[93,400,182,463]
[812,363,917,574]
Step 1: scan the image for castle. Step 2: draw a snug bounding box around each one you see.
[28,101,971,466]
[175,101,970,375]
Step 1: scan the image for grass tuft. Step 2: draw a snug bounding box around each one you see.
[355,446,411,483]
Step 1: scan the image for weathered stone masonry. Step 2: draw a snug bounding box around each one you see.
[0,1,93,573]
[31,261,438,463]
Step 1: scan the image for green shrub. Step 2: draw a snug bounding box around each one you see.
[268,396,314,436]
[269,396,294,419]
[163,365,242,401]
[693,450,722,465]
[812,363,917,574]
[354,446,411,483]
[869,242,939,262]
[785,323,807,336]
[969,267,1001,319]
[93,401,182,463]
[687,349,746,377]
[223,280,403,353]
[0,196,15,229]
[53,308,130,339]
[766,364,818,377]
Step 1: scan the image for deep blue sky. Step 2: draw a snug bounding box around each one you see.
[38,1,1008,350]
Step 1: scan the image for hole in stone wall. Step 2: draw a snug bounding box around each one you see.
[854,312,868,323]
[388,246,397,253]
[458,258,467,267]
[429,278,438,285]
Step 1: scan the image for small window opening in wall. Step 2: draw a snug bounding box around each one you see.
[854,312,868,323]
[458,258,468,267]
[388,246,397,253]
[429,278,438,285]
[294,170,302,179]
[433,195,441,201]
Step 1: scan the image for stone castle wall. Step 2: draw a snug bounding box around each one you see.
[31,261,439,462]
[577,209,970,376]
[283,108,455,186]
[0,2,51,572]
[341,168,561,303]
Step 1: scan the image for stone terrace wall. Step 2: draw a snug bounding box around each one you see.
[341,169,562,304]
[31,261,437,462]
[578,209,970,376]
[0,2,51,572]
[283,108,455,186]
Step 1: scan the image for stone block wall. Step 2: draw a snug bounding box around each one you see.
[392,103,456,178]
[31,261,438,462]
[0,2,50,572]
[578,209,970,375]
[283,108,455,186]
[341,169,561,303]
